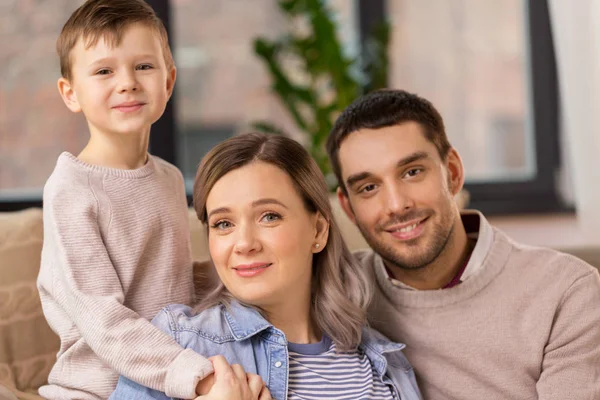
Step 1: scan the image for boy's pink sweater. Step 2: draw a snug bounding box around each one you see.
[38,153,212,400]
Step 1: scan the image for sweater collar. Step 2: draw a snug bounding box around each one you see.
[372,211,513,308]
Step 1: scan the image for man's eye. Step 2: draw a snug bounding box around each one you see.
[406,168,422,177]
[261,213,281,223]
[360,184,377,193]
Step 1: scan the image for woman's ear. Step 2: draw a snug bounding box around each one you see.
[312,212,329,253]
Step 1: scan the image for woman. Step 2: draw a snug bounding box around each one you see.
[111,133,422,400]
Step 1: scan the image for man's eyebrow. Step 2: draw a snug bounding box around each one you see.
[345,151,430,189]
[346,172,373,189]
[395,151,429,169]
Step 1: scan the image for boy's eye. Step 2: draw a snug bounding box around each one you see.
[136,64,153,70]
[96,69,111,75]
[261,212,281,223]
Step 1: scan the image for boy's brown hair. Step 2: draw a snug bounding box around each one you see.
[57,0,174,81]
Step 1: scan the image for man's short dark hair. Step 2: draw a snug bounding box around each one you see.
[326,89,452,194]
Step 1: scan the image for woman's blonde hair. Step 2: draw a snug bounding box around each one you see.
[193,133,372,350]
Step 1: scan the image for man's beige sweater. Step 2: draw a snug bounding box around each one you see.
[360,212,600,400]
[37,153,212,400]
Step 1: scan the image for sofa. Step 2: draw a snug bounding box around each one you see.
[1,199,598,399]
[0,198,374,400]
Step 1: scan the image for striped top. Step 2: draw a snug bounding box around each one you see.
[287,335,396,400]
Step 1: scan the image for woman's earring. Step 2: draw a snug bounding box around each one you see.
[314,243,320,249]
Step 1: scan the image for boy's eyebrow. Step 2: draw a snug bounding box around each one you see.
[87,57,115,67]
[87,54,159,67]
[345,151,430,188]
[206,199,288,219]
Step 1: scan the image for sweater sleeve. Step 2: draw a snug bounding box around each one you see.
[44,183,213,399]
[536,269,600,399]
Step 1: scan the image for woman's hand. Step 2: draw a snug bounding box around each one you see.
[195,355,271,400]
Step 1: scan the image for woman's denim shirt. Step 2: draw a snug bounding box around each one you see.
[110,301,422,400]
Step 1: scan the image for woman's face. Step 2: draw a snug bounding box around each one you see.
[205,161,328,309]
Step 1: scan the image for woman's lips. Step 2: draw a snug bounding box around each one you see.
[233,262,272,278]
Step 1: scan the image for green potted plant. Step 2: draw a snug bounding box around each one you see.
[252,0,389,188]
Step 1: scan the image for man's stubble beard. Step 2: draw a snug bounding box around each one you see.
[354,203,456,271]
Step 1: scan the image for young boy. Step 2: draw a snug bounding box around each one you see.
[37,1,214,398]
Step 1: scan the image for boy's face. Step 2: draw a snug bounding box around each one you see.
[58,23,176,137]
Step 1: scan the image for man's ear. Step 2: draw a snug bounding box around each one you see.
[166,66,177,99]
[337,187,356,224]
[57,77,82,113]
[445,148,465,196]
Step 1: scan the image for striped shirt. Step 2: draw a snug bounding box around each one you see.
[287,335,396,400]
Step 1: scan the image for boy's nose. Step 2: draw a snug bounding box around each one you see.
[117,71,138,93]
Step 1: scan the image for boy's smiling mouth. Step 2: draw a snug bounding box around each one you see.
[113,101,146,113]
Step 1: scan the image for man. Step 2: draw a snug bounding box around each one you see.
[326,89,600,400]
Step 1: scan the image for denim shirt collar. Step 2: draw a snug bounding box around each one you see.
[223,301,406,377]
[360,328,407,377]
[222,301,279,340]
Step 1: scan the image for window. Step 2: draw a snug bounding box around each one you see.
[385,0,564,214]
[0,0,89,210]
[169,0,358,190]
[0,0,565,215]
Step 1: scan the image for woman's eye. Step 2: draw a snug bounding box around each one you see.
[261,213,281,223]
[212,220,232,230]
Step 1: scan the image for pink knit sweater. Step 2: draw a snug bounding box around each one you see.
[37,153,212,400]
[360,212,600,400]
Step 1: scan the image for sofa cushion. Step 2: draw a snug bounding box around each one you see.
[0,209,59,395]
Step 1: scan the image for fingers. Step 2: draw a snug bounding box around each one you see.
[199,356,269,400]
[231,363,247,382]
[209,355,236,385]
[195,373,215,396]
[247,373,265,399]
[210,355,232,375]
[258,385,273,400]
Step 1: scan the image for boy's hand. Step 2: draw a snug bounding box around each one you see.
[194,355,271,400]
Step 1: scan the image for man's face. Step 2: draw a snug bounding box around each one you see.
[337,122,464,270]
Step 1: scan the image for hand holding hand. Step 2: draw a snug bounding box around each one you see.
[194,355,272,400]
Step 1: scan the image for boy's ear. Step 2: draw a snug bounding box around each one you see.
[57,77,82,113]
[166,66,177,99]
